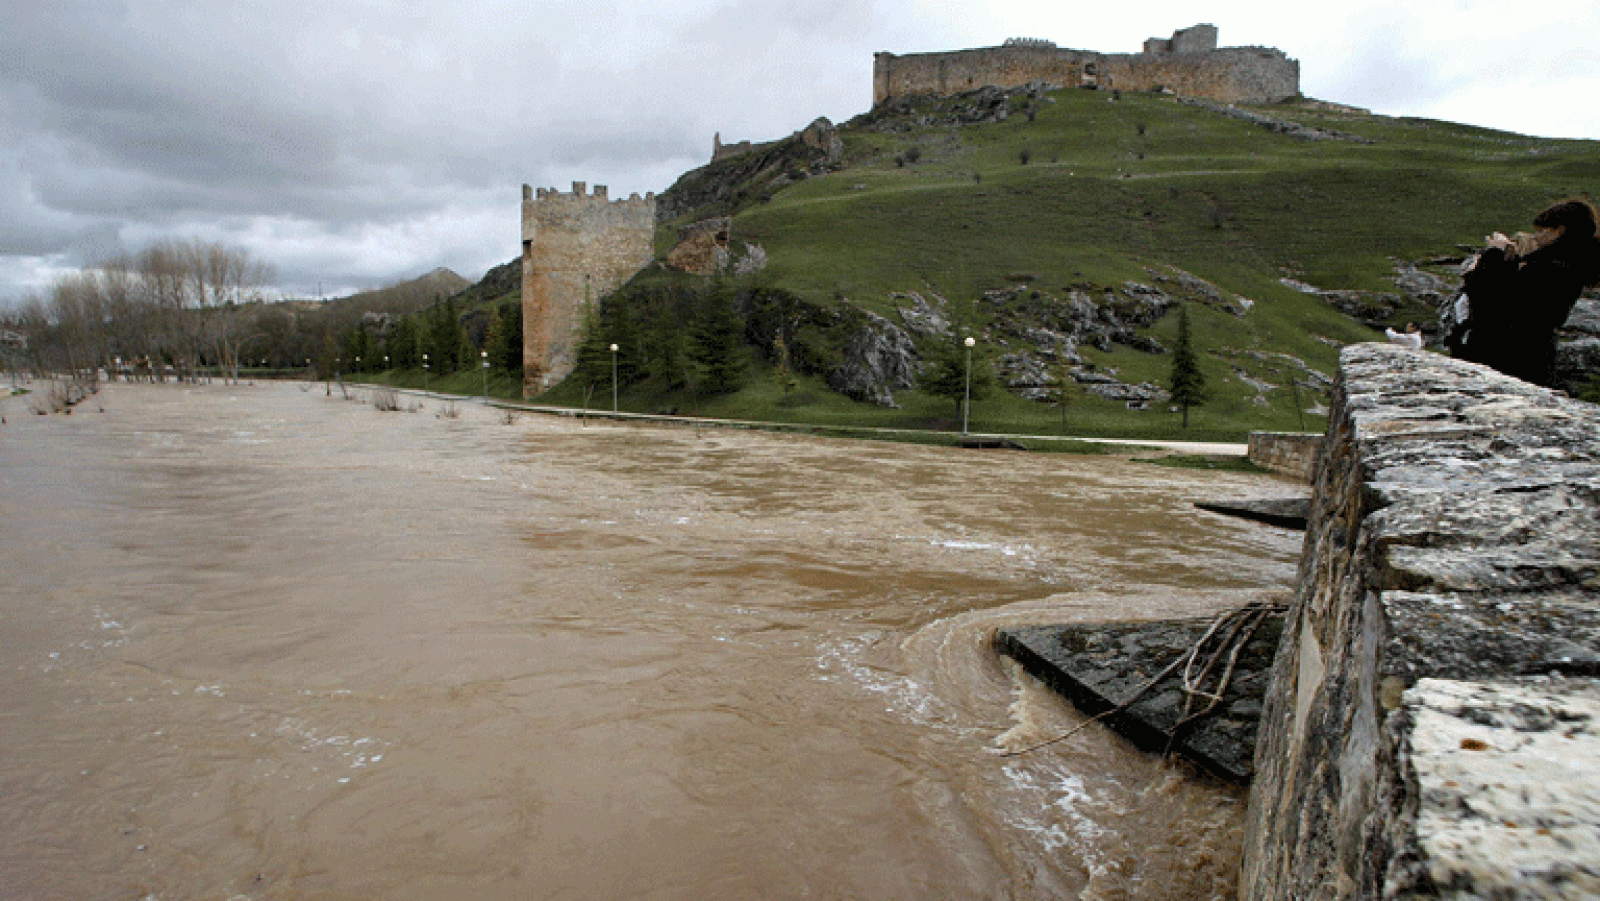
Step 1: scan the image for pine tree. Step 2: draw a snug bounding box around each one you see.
[1168,306,1208,428]
[1048,360,1080,431]
[573,303,613,389]
[920,335,994,418]
[690,284,746,394]
[387,316,419,369]
[484,301,522,372]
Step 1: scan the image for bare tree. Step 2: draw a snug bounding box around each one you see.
[13,239,275,384]
[182,240,273,384]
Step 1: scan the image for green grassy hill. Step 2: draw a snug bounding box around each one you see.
[562,87,1600,441]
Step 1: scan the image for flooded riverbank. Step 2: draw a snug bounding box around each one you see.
[0,381,1302,900]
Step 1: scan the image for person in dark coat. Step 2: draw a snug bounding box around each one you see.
[1455,198,1600,387]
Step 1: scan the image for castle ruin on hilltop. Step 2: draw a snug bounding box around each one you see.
[520,182,655,396]
[874,24,1299,106]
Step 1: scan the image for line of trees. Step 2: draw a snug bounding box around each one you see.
[5,240,273,383]
[336,298,521,376]
[4,242,523,385]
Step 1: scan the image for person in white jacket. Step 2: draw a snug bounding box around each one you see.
[1385,321,1423,350]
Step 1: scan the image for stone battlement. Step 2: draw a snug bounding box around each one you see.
[523,181,655,206]
[874,24,1299,106]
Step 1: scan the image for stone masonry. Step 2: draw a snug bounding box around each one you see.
[1247,430,1324,481]
[1240,344,1600,900]
[874,24,1298,106]
[521,182,655,396]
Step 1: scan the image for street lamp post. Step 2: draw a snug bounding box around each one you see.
[962,336,976,435]
[609,343,619,413]
[422,353,429,393]
[481,350,489,400]
[384,355,389,385]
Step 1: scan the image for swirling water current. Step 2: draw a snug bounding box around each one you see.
[0,381,1302,900]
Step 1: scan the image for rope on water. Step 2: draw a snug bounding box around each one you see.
[996,600,1284,759]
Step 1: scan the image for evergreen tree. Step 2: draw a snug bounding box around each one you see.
[484,301,522,372]
[1048,359,1080,431]
[1168,306,1208,428]
[774,335,798,402]
[573,303,614,389]
[690,284,747,394]
[424,297,465,373]
[920,334,994,418]
[388,316,420,369]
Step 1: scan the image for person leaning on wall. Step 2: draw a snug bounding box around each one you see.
[1452,198,1600,387]
[1385,321,1423,350]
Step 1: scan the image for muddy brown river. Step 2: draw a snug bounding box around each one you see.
[0,381,1302,900]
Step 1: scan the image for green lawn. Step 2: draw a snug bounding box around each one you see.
[544,87,1598,441]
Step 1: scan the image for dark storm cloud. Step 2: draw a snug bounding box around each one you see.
[0,0,906,300]
[2,0,1595,303]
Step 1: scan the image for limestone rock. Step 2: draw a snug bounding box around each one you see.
[827,310,918,407]
[892,291,952,339]
[1240,343,1600,901]
[1384,677,1600,899]
[666,218,731,275]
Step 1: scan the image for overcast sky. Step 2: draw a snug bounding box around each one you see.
[3,0,1597,306]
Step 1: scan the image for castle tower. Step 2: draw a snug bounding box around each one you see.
[520,182,656,396]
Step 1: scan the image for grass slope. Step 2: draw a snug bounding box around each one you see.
[596,89,1600,441]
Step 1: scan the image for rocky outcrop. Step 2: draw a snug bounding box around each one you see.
[658,119,844,224]
[1240,343,1600,900]
[666,218,731,275]
[1178,97,1376,144]
[827,310,919,407]
[861,83,1055,131]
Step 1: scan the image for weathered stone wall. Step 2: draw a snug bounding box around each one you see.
[521,182,655,396]
[1247,430,1323,481]
[1240,343,1600,900]
[873,25,1298,106]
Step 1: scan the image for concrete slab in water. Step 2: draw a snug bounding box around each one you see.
[996,611,1284,782]
[1193,497,1309,530]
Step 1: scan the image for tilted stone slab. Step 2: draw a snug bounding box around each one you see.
[1193,497,1310,530]
[997,613,1282,783]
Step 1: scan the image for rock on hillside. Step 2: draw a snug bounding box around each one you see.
[448,257,521,306]
[656,118,843,224]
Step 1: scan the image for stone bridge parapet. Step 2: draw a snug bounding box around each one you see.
[1241,343,1600,899]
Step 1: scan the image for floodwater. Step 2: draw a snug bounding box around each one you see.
[0,381,1302,900]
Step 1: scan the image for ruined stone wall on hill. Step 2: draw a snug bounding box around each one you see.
[521,182,655,396]
[873,46,1097,104]
[873,25,1298,106]
[1241,344,1600,900]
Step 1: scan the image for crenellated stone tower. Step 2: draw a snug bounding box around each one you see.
[520,182,656,396]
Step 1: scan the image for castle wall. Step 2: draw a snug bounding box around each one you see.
[521,182,655,396]
[1240,344,1600,900]
[1098,46,1298,105]
[873,46,1097,105]
[873,26,1298,106]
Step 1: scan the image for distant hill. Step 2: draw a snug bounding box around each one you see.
[326,267,471,317]
[572,83,1596,436]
